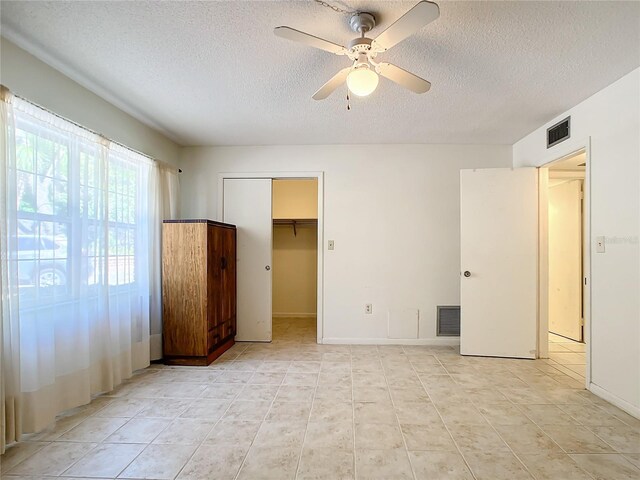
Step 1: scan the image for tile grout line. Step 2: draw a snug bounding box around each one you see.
[134,349,247,480]
[169,373,246,480]
[393,346,423,480]
[106,407,175,479]
[37,376,205,479]
[231,356,285,480]
[350,345,359,480]
[322,347,358,478]
[292,358,325,479]
[56,406,141,478]
[506,419,598,480]
[413,348,481,480]
[105,365,242,479]
[472,365,599,480]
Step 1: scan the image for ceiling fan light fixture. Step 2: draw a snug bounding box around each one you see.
[275,1,440,100]
[346,65,379,97]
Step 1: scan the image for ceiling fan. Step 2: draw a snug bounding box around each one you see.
[274,1,440,100]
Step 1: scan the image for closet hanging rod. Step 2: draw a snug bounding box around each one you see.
[272,219,317,224]
[272,219,317,237]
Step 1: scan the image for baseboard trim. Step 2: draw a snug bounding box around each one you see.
[589,382,640,419]
[322,337,460,346]
[273,313,317,318]
[150,334,162,361]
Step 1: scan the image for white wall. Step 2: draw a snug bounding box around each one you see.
[0,37,180,166]
[513,68,640,416]
[272,225,318,317]
[180,144,512,343]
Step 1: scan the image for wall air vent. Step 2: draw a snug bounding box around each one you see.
[437,306,460,336]
[547,116,571,148]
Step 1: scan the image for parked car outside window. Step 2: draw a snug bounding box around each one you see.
[15,235,68,288]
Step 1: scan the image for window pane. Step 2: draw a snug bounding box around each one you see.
[54,144,69,181]
[16,171,36,213]
[36,177,53,214]
[16,129,35,172]
[14,219,69,300]
[53,180,68,216]
[36,137,54,176]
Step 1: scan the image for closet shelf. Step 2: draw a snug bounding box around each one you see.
[273,218,317,237]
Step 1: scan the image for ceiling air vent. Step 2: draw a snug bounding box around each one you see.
[547,116,570,148]
[437,306,460,336]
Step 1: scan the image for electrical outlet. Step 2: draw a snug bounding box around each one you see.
[365,304,372,314]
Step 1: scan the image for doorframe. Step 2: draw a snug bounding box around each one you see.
[537,137,591,388]
[217,171,325,344]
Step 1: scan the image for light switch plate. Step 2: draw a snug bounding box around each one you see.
[328,240,335,250]
[596,236,605,253]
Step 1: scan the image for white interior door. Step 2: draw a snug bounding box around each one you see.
[223,178,272,342]
[548,179,583,341]
[460,168,538,359]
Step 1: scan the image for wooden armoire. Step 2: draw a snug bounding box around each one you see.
[162,220,237,365]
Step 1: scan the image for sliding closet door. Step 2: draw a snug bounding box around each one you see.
[223,178,272,342]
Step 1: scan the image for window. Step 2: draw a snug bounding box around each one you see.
[11,100,154,304]
[14,118,71,297]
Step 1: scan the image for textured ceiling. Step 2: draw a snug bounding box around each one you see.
[1,1,639,146]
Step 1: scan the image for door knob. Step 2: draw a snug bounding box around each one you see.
[463,271,471,277]
[265,265,271,271]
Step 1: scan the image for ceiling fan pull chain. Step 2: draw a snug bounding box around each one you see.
[313,0,357,15]
[346,90,351,111]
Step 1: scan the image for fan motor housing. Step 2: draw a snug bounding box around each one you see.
[348,37,373,53]
[349,12,376,34]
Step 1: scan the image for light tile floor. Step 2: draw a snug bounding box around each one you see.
[3,318,639,480]
[548,332,587,382]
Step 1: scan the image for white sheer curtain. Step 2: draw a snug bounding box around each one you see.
[1,86,22,454]
[1,90,162,445]
[149,165,179,360]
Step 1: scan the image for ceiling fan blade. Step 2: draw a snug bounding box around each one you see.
[312,67,352,100]
[377,63,431,94]
[372,1,440,52]
[274,26,347,55]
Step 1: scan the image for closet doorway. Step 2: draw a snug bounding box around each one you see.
[219,172,324,344]
[272,179,318,344]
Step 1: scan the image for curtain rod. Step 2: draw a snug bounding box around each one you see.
[1,84,181,173]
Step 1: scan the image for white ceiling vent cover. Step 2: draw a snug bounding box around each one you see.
[547,116,571,148]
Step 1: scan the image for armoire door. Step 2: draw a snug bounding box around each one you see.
[207,224,223,349]
[221,227,237,340]
[223,178,272,342]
